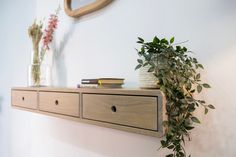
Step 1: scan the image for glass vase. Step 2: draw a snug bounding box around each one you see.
[28,63,51,87]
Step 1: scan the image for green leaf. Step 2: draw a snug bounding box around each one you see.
[135,64,142,70]
[191,117,201,123]
[170,37,175,44]
[148,66,155,72]
[137,41,143,44]
[198,100,206,104]
[197,85,202,93]
[153,36,159,43]
[198,64,204,69]
[203,83,211,88]
[161,140,167,147]
[160,77,166,85]
[143,62,149,67]
[204,108,208,114]
[141,46,145,53]
[176,46,181,51]
[183,47,187,52]
[186,126,194,130]
[161,38,169,45]
[137,37,144,43]
[179,152,185,156]
[160,86,166,92]
[196,73,200,80]
[137,59,143,64]
[186,82,192,90]
[166,154,174,157]
[167,145,175,149]
[208,104,215,109]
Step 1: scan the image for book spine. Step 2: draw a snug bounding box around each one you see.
[98,80,124,84]
[78,84,98,88]
[81,79,98,84]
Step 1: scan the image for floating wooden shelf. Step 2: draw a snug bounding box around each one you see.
[11,87,166,137]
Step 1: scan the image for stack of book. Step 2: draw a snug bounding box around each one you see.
[79,78,124,88]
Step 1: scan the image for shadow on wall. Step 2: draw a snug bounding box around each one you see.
[51,0,115,87]
[219,0,236,11]
[43,117,161,157]
[52,19,77,87]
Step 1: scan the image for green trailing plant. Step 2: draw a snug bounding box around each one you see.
[135,36,215,157]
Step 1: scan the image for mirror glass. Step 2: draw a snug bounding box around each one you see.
[71,0,96,10]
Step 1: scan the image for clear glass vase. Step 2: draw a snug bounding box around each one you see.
[28,63,51,87]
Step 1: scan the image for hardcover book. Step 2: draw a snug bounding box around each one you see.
[81,79,99,84]
[98,78,124,85]
[81,78,124,85]
[78,84,123,88]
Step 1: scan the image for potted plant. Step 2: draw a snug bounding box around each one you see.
[135,36,215,157]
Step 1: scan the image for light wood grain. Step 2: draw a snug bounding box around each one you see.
[12,105,162,137]
[39,92,79,117]
[11,90,37,109]
[64,0,112,18]
[11,87,166,137]
[83,94,158,130]
[11,87,163,96]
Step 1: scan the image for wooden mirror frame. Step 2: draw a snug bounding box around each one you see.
[64,0,112,18]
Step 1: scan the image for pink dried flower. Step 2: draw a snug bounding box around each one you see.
[42,14,58,50]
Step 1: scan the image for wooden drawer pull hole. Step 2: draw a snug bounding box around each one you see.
[55,100,59,105]
[111,105,117,112]
[22,97,25,101]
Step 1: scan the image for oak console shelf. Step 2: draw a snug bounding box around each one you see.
[11,87,166,137]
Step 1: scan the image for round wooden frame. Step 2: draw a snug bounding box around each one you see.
[64,0,112,18]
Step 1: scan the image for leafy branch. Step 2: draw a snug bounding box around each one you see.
[135,36,215,157]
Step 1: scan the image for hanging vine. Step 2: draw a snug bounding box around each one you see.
[135,36,215,157]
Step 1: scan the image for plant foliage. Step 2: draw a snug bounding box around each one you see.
[135,36,215,157]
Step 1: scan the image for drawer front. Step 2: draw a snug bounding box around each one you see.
[12,90,37,109]
[39,92,79,117]
[82,94,158,130]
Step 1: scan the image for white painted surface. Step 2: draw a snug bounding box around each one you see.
[0,0,236,157]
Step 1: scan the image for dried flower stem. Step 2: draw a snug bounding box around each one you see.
[28,21,43,86]
[41,6,60,61]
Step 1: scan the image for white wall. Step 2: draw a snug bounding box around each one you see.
[0,1,37,157]
[1,0,236,157]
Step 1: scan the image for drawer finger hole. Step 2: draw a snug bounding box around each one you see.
[55,100,59,105]
[111,105,117,112]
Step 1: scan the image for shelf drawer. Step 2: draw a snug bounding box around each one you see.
[82,94,158,131]
[39,92,79,117]
[11,90,37,109]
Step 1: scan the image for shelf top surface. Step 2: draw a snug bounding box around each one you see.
[12,87,164,96]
